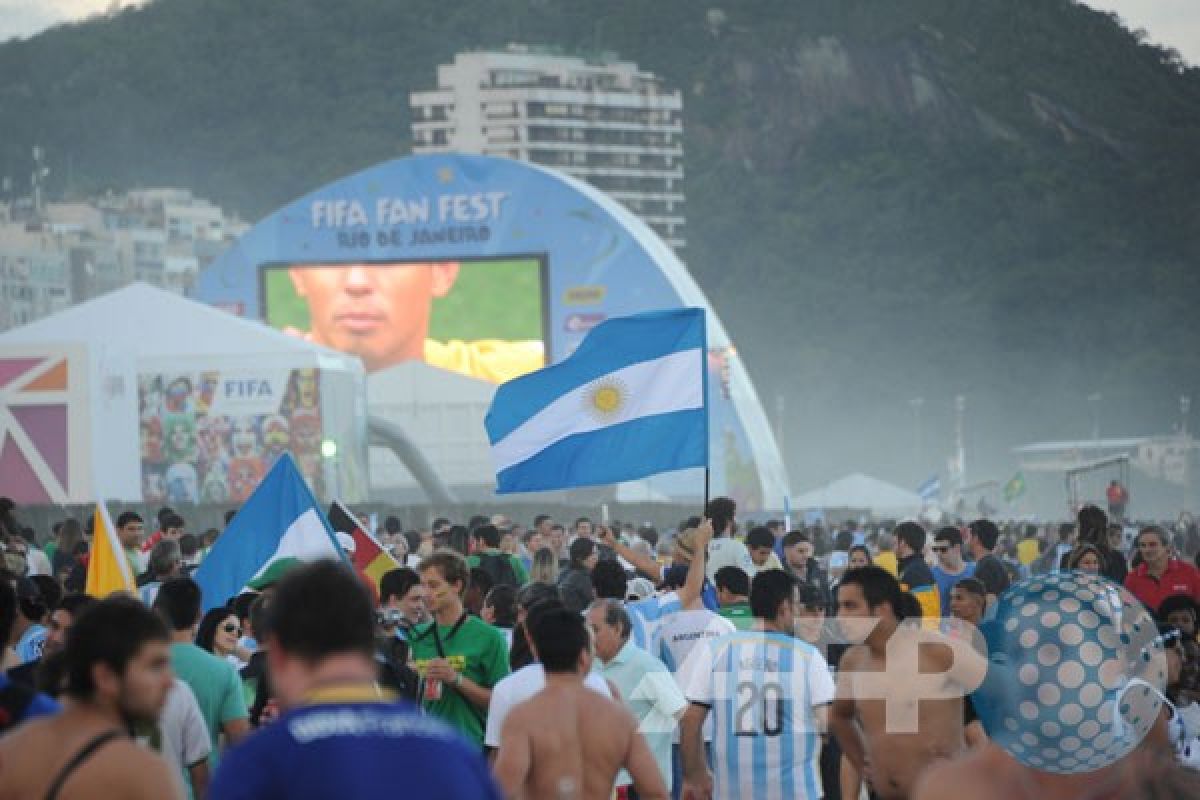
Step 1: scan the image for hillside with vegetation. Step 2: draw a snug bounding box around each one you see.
[2,0,1198,497]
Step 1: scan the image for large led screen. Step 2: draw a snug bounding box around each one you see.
[260,257,548,384]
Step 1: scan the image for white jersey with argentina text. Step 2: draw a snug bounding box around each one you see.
[626,591,684,656]
[658,608,735,743]
[686,630,835,800]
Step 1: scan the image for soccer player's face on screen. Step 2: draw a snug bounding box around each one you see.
[288,262,459,371]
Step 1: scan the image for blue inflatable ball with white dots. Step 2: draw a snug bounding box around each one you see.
[972,571,1166,774]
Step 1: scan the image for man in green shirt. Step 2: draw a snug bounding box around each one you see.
[116,510,147,579]
[152,577,249,777]
[409,550,510,747]
[465,524,528,588]
[713,566,753,631]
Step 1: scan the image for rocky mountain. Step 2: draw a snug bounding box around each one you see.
[2,0,1198,504]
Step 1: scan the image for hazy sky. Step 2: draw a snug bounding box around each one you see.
[0,0,145,41]
[1084,0,1200,62]
[1,0,1199,64]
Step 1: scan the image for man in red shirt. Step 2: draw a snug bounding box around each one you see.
[1124,525,1200,612]
[1106,480,1129,520]
[142,510,185,554]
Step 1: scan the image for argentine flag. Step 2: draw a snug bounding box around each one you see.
[486,308,708,493]
[918,475,941,502]
[194,454,345,610]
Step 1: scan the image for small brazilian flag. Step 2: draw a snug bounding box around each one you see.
[1003,471,1026,502]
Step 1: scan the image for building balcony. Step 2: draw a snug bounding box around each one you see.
[518,137,682,156]
[538,163,684,180]
[411,119,456,130]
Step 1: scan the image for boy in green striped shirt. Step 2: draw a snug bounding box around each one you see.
[713,566,754,630]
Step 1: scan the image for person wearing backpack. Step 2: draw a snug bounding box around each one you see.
[466,525,527,589]
[557,538,599,614]
[0,580,59,733]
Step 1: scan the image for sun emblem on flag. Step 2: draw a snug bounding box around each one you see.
[584,377,628,421]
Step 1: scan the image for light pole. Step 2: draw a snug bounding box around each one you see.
[1182,395,1192,512]
[321,438,340,501]
[775,393,786,459]
[954,395,966,490]
[910,396,924,472]
[1088,392,1102,441]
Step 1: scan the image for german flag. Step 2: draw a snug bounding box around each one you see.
[327,501,401,592]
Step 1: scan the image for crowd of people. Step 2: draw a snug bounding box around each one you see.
[1,493,1200,798]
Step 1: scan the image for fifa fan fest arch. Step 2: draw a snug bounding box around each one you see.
[196,154,787,510]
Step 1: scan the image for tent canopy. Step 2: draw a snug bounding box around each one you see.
[0,282,358,368]
[0,283,364,503]
[793,473,923,512]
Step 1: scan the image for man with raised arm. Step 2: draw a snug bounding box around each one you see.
[596,520,713,656]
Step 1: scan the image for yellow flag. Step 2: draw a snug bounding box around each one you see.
[85,504,136,598]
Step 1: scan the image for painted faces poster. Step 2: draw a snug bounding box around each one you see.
[138,368,325,504]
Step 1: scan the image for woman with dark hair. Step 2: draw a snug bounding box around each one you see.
[829,529,856,583]
[49,519,82,565]
[556,537,598,613]
[51,519,85,587]
[1159,594,1200,707]
[508,582,560,671]
[402,530,421,564]
[1067,543,1104,575]
[0,496,21,540]
[443,524,471,557]
[847,545,872,570]
[196,607,249,669]
[1069,505,1127,583]
[529,547,559,585]
[482,584,518,647]
[1155,624,1200,770]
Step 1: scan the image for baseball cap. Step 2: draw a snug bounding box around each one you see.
[673,527,700,558]
[626,577,655,602]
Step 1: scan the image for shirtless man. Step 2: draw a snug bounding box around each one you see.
[0,596,182,800]
[493,607,667,800]
[830,566,985,800]
[912,732,1196,800]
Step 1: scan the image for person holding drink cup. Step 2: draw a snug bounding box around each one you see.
[409,550,510,748]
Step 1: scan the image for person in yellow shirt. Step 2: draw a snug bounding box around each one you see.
[873,531,899,577]
[422,337,544,385]
[1015,525,1041,568]
[286,263,543,383]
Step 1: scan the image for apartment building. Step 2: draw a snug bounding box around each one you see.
[0,189,244,331]
[410,46,687,250]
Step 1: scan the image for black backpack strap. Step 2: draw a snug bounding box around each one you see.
[44,729,124,800]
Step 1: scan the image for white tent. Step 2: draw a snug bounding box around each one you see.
[793,473,924,514]
[368,359,496,499]
[0,283,366,503]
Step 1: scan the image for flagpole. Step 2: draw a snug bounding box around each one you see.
[701,308,711,516]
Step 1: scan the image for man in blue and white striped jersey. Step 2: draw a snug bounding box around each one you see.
[679,569,835,800]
